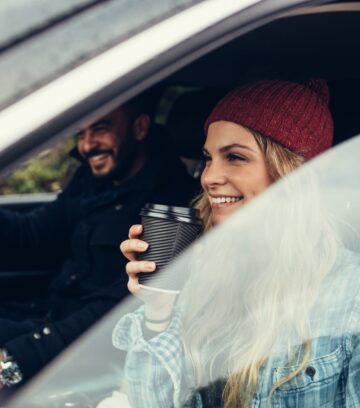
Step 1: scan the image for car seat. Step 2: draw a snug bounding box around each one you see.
[165,89,224,179]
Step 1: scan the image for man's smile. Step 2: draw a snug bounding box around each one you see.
[88,153,111,165]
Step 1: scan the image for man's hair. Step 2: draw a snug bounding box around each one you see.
[124,86,163,120]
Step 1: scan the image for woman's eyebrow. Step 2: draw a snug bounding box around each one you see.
[219,143,256,153]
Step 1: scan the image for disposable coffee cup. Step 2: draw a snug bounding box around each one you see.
[138,203,202,293]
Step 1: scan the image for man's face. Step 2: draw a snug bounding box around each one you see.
[76,108,132,178]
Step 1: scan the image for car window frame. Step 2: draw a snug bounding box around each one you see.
[0,0,317,176]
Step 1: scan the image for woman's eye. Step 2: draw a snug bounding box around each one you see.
[202,153,211,162]
[226,153,246,162]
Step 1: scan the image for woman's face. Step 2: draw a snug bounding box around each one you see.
[201,121,273,225]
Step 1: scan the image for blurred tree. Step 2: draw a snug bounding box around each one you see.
[0,136,78,195]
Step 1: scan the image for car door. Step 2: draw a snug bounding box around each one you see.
[2,0,360,407]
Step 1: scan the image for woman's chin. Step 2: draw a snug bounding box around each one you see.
[211,203,243,225]
[212,214,230,225]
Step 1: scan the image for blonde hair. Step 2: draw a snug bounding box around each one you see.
[184,131,337,407]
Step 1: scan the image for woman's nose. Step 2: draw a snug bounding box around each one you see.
[201,160,227,188]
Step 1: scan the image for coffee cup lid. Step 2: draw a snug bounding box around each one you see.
[140,203,202,225]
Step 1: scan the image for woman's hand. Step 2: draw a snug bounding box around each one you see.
[120,224,154,295]
[120,224,177,326]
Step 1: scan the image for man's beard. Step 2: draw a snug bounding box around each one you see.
[110,135,140,182]
[85,131,140,183]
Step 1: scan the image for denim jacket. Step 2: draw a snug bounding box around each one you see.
[113,248,360,407]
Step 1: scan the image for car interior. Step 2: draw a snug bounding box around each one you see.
[164,2,360,165]
[1,1,360,405]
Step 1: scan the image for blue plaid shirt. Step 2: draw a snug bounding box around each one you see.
[113,248,360,407]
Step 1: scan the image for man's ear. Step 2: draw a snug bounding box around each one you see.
[132,114,151,141]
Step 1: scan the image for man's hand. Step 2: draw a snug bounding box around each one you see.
[0,349,23,389]
[0,352,4,390]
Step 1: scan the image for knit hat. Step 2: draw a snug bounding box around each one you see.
[204,79,333,159]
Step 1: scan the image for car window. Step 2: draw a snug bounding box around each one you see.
[0,136,77,195]
[7,130,360,408]
[2,0,360,406]
[0,0,205,111]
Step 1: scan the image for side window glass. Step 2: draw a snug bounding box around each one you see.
[0,136,78,195]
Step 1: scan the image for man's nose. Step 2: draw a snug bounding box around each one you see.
[201,160,227,187]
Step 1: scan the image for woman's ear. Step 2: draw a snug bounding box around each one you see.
[132,114,151,141]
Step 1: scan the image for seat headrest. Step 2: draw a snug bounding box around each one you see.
[166,90,223,159]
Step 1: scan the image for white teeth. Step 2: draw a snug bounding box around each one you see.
[211,196,242,204]
[90,154,108,161]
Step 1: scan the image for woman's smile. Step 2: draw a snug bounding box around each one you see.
[209,195,244,208]
[201,121,273,225]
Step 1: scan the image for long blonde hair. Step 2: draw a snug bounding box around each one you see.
[182,130,337,407]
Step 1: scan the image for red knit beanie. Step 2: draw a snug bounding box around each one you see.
[204,79,333,159]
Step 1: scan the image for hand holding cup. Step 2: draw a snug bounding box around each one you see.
[120,225,176,316]
[120,224,155,295]
[121,204,201,329]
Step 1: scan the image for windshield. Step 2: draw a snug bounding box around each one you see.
[6,134,360,407]
[0,0,204,111]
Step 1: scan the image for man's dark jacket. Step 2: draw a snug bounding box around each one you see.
[0,136,195,380]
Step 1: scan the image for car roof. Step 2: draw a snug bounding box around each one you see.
[0,0,206,111]
[167,2,360,88]
[1,0,360,173]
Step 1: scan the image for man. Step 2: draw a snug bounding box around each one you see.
[0,92,195,389]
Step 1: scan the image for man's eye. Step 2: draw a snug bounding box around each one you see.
[93,125,110,133]
[75,131,84,140]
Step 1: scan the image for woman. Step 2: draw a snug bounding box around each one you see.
[112,79,360,407]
